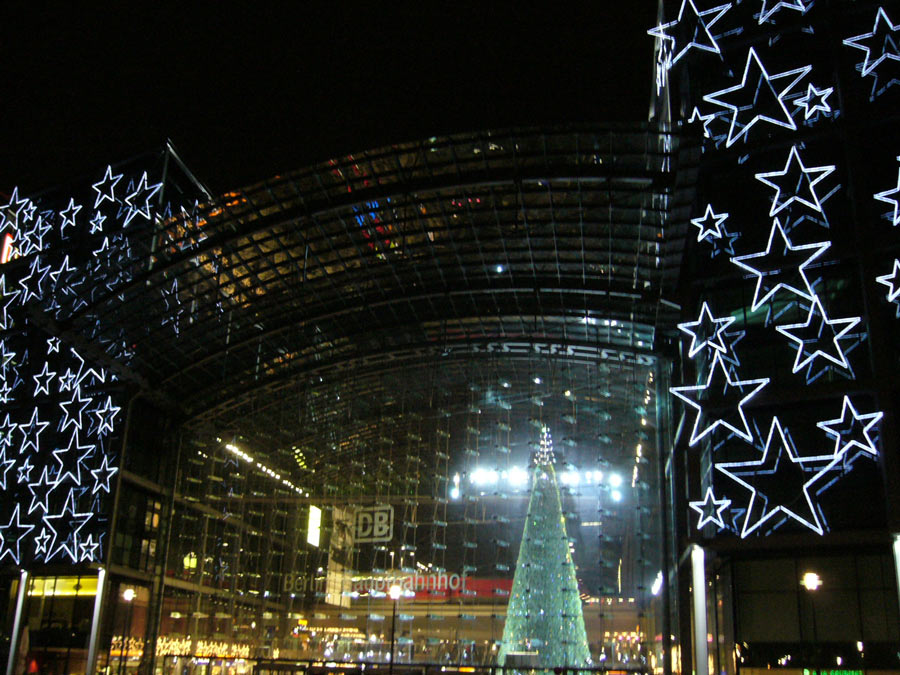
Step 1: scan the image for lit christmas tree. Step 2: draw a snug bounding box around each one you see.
[498,426,591,668]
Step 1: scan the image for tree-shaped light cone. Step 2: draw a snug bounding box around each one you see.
[498,428,590,669]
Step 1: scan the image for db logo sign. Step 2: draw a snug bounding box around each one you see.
[355,506,393,543]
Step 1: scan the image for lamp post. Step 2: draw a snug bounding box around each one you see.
[389,584,402,675]
[120,587,136,675]
[800,572,821,664]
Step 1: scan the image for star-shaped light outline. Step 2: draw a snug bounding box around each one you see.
[33,361,57,397]
[717,416,825,537]
[754,145,835,217]
[647,0,732,67]
[27,465,59,516]
[874,164,900,226]
[90,453,118,494]
[18,408,50,455]
[59,387,92,433]
[876,259,900,302]
[89,211,106,234]
[843,6,900,77]
[59,198,82,237]
[79,533,101,562]
[0,445,15,491]
[691,204,729,242]
[816,395,883,459]
[123,171,163,227]
[774,298,861,374]
[703,47,811,147]
[91,165,123,209]
[731,218,830,312]
[52,429,94,487]
[678,301,736,358]
[759,0,812,24]
[43,488,93,563]
[92,396,121,436]
[670,352,769,445]
[0,503,35,564]
[793,83,833,119]
[689,486,732,529]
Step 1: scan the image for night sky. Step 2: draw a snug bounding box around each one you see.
[3,4,658,196]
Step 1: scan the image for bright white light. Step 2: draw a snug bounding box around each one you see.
[450,486,460,500]
[609,473,623,488]
[611,490,623,502]
[585,471,593,482]
[471,467,499,486]
[560,470,580,487]
[508,466,529,487]
[533,376,542,384]
[651,571,663,596]
[496,264,504,273]
[123,588,135,602]
[389,584,403,600]
[800,572,822,591]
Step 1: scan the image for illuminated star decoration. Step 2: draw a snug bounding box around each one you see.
[670,352,769,445]
[123,171,162,227]
[0,504,35,564]
[816,395,883,461]
[843,7,900,78]
[43,489,92,563]
[874,162,900,226]
[717,417,825,537]
[647,0,732,67]
[90,453,118,494]
[678,301,736,358]
[32,362,57,396]
[59,198,81,237]
[703,47,810,147]
[91,165,122,208]
[689,107,716,138]
[691,204,729,241]
[731,218,830,312]
[793,83,833,120]
[709,222,740,258]
[875,259,900,302]
[775,298,861,375]
[754,145,835,217]
[689,486,731,529]
[758,0,812,24]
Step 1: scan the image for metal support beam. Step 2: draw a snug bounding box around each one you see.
[691,544,709,675]
[5,569,28,675]
[85,567,108,675]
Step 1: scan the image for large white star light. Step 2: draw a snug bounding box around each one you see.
[0,504,35,564]
[758,0,812,24]
[90,453,118,494]
[816,395,883,460]
[755,145,835,217]
[691,204,729,241]
[876,259,900,302]
[731,218,830,311]
[59,198,81,237]
[647,0,732,68]
[689,486,732,529]
[703,47,810,147]
[843,7,900,77]
[717,417,825,537]
[670,352,769,445]
[43,489,92,563]
[874,162,900,226]
[18,408,49,455]
[678,301,736,358]
[123,171,162,227]
[774,298,861,374]
[92,396,121,436]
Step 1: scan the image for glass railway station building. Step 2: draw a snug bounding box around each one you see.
[2,2,900,674]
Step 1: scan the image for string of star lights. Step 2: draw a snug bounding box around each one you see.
[0,164,175,565]
[654,0,892,538]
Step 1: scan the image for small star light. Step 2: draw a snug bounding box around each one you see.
[816,395,883,459]
[678,301,736,358]
[874,161,900,226]
[843,7,900,78]
[689,486,731,529]
[754,145,835,217]
[794,83,833,119]
[875,259,900,302]
[691,204,729,242]
[703,47,810,147]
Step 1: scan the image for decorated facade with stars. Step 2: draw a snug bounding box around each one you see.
[0,154,197,567]
[652,0,899,542]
